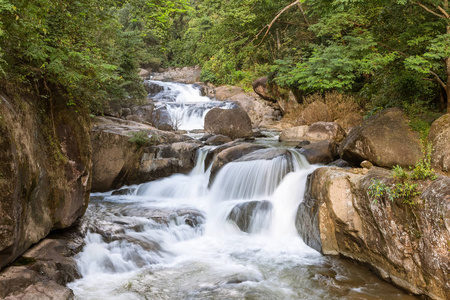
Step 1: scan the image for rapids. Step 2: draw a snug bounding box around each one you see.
[68,81,416,299]
[69,148,416,299]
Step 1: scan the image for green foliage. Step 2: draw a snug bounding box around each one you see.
[392,165,408,181]
[368,179,392,204]
[128,130,159,148]
[410,143,438,180]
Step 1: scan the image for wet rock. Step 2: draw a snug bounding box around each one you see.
[199,133,215,142]
[205,135,232,145]
[295,140,311,148]
[228,201,272,233]
[298,140,339,165]
[204,107,253,140]
[130,105,154,123]
[158,124,174,131]
[235,148,292,162]
[296,167,450,299]
[111,187,135,196]
[151,106,172,128]
[428,114,450,176]
[144,80,164,95]
[339,108,422,168]
[209,143,267,185]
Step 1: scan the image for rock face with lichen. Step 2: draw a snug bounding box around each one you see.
[0,90,92,269]
[296,167,450,300]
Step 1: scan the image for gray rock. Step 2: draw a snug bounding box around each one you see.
[228,201,272,233]
[299,140,338,165]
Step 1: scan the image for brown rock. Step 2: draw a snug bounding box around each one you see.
[296,167,450,299]
[298,140,339,165]
[339,108,422,168]
[252,77,275,102]
[214,85,245,101]
[0,91,91,269]
[204,107,253,140]
[428,114,450,176]
[209,143,267,185]
[279,122,345,143]
[205,134,232,145]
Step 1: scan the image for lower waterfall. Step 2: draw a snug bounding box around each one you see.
[69,149,416,299]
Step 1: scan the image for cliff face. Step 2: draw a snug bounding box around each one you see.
[0,89,92,269]
[296,167,450,300]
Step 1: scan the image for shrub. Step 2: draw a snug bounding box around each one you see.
[128,131,160,148]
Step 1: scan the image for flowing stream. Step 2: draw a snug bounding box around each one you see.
[69,82,417,299]
[69,148,416,299]
[145,80,235,130]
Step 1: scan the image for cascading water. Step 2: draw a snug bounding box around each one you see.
[146,80,235,130]
[69,148,416,299]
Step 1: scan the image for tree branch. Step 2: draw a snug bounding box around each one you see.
[429,70,447,90]
[437,5,450,18]
[297,2,310,27]
[410,0,447,19]
[256,0,300,47]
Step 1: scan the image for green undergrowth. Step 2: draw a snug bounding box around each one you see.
[128,131,160,148]
[368,144,437,205]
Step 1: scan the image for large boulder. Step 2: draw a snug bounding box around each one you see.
[339,108,422,168]
[428,114,450,176]
[0,91,92,269]
[296,167,450,300]
[204,107,253,139]
[252,77,275,102]
[214,85,245,101]
[279,122,345,143]
[91,116,199,192]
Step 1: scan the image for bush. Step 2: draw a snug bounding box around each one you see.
[128,131,160,148]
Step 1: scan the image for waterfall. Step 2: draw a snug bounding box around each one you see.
[145,80,235,130]
[69,147,414,299]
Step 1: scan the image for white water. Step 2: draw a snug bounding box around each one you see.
[146,80,235,130]
[69,148,415,299]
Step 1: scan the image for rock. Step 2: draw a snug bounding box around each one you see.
[139,68,150,78]
[295,140,311,148]
[339,108,422,168]
[209,143,267,185]
[279,126,309,142]
[296,167,450,300]
[158,124,173,131]
[227,201,272,233]
[252,77,275,102]
[144,80,164,95]
[360,160,373,169]
[204,107,253,139]
[214,85,245,100]
[151,106,172,128]
[90,116,197,191]
[298,101,331,125]
[252,130,266,138]
[0,91,91,269]
[120,108,132,118]
[234,148,293,162]
[298,140,339,165]
[279,122,345,143]
[428,114,450,176]
[150,66,201,84]
[4,280,74,300]
[205,134,232,145]
[327,159,353,168]
[307,122,346,142]
[126,115,142,123]
[130,105,154,123]
[199,133,214,142]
